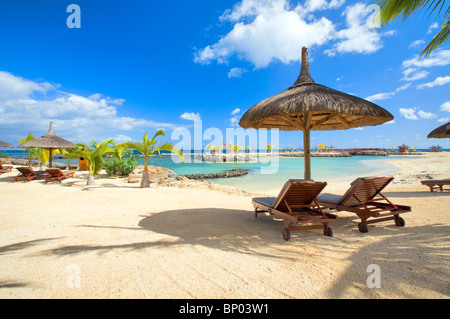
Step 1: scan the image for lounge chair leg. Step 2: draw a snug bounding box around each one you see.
[323,224,333,237]
[282,227,290,241]
[394,215,406,227]
[358,221,369,233]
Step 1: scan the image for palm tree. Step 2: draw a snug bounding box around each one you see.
[375,0,450,56]
[18,133,39,167]
[118,130,184,188]
[76,139,116,185]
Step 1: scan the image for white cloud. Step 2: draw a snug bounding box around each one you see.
[180,112,201,121]
[231,108,241,115]
[437,117,450,122]
[365,83,411,101]
[408,39,425,49]
[427,22,439,34]
[399,108,418,120]
[402,49,450,68]
[195,0,336,68]
[0,71,55,100]
[417,76,450,89]
[401,67,429,81]
[417,110,437,119]
[327,3,384,55]
[399,107,436,120]
[228,67,248,78]
[0,71,181,142]
[441,101,450,112]
[229,108,242,126]
[195,1,389,69]
[304,0,345,12]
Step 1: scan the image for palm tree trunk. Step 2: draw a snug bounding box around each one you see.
[87,174,95,185]
[140,156,151,188]
[87,165,95,185]
[141,169,150,188]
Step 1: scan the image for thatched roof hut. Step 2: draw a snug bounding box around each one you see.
[239,47,394,179]
[427,122,450,139]
[17,122,75,167]
[0,140,14,148]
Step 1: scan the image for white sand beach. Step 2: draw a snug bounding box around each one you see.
[0,152,449,299]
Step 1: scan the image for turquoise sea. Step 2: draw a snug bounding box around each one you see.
[2,149,416,192]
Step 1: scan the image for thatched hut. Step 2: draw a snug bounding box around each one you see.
[427,122,450,139]
[239,47,393,179]
[0,140,14,148]
[398,144,409,153]
[17,122,75,168]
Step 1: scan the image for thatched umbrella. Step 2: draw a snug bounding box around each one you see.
[17,122,76,168]
[427,122,450,139]
[239,47,394,179]
[0,140,14,148]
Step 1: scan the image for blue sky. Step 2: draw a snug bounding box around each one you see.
[0,0,449,150]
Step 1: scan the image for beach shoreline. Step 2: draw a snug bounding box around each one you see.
[0,152,449,299]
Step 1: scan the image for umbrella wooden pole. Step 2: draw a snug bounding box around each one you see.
[303,111,312,180]
[303,129,311,180]
[49,149,53,168]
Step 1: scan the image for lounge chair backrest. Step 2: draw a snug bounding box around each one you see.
[338,176,393,207]
[273,179,327,212]
[17,167,35,176]
[46,168,63,176]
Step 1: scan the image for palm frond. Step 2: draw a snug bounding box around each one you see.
[421,17,450,56]
[375,0,450,56]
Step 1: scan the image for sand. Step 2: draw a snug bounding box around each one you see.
[0,152,449,299]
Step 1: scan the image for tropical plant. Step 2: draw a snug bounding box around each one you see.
[375,0,450,56]
[117,130,184,188]
[64,146,83,168]
[76,139,116,185]
[18,133,39,167]
[104,149,139,177]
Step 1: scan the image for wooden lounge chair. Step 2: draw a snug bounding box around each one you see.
[318,176,411,233]
[252,179,338,241]
[420,178,450,192]
[44,168,75,183]
[0,163,13,173]
[12,167,47,182]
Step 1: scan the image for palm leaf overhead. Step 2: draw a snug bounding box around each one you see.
[375,0,450,56]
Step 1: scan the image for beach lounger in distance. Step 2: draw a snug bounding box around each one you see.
[318,176,411,233]
[0,163,13,173]
[252,179,338,241]
[12,167,47,182]
[420,178,450,192]
[44,168,75,183]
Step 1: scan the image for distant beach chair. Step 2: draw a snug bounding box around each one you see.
[318,176,411,233]
[12,167,47,182]
[44,168,75,183]
[0,163,13,173]
[420,178,450,192]
[252,179,338,241]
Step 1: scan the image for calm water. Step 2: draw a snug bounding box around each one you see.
[3,149,407,192]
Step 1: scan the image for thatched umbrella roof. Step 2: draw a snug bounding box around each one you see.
[17,122,75,167]
[239,47,394,179]
[427,122,450,138]
[0,140,14,148]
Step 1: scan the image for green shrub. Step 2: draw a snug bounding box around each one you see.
[104,150,139,176]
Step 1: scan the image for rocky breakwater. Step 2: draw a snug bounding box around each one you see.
[182,168,248,180]
[126,165,186,184]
